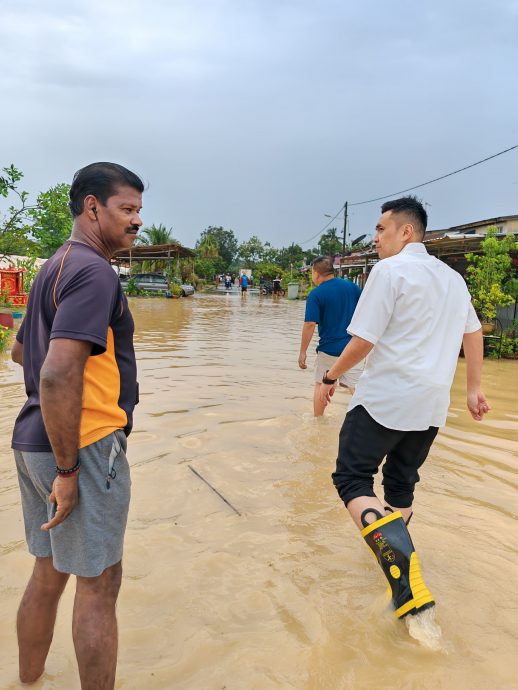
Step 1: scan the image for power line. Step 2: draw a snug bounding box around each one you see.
[349,144,518,206]
[301,143,518,246]
[300,205,344,245]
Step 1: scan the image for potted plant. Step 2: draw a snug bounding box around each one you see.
[465,227,517,332]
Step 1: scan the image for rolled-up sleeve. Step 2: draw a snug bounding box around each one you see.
[347,263,396,345]
[464,302,481,334]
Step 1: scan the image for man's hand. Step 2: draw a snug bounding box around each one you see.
[41,475,79,531]
[319,382,336,406]
[298,352,307,369]
[467,390,491,421]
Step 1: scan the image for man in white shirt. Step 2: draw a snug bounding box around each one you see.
[319,196,489,619]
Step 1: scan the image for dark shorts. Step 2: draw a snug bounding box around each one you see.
[332,405,438,508]
[241,286,247,292]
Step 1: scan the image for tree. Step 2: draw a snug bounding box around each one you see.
[198,226,238,267]
[465,227,517,322]
[0,165,34,256]
[137,223,177,246]
[317,228,342,257]
[29,183,73,257]
[196,234,219,258]
[194,257,218,279]
[276,243,306,270]
[238,235,265,269]
[195,234,226,275]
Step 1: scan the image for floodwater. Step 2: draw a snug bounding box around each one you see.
[0,291,517,690]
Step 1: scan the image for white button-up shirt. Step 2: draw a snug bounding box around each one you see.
[347,242,481,430]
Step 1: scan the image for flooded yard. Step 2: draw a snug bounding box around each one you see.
[1,291,517,689]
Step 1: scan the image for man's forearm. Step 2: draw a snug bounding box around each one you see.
[463,329,483,391]
[326,336,374,380]
[300,322,316,353]
[40,370,83,469]
[11,340,23,365]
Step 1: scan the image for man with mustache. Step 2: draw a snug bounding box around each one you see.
[320,196,489,619]
[11,162,143,689]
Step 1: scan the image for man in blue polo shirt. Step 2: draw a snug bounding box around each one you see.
[298,256,363,416]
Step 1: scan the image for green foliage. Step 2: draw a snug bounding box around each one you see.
[501,333,518,357]
[255,262,284,280]
[0,289,14,308]
[317,228,342,257]
[169,282,183,297]
[198,226,238,267]
[195,233,227,275]
[238,235,265,269]
[125,277,145,296]
[465,227,517,321]
[0,324,12,352]
[12,256,40,292]
[28,183,72,257]
[275,243,306,270]
[194,257,218,279]
[0,165,34,255]
[137,223,177,246]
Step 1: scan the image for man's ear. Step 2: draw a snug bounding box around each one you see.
[84,194,99,221]
[403,223,415,239]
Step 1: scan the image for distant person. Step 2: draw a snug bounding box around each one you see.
[273,275,282,295]
[224,273,232,289]
[298,256,362,416]
[259,273,265,292]
[10,162,143,689]
[319,196,489,621]
[241,273,249,293]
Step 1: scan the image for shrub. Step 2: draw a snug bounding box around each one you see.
[466,228,517,321]
[0,324,11,352]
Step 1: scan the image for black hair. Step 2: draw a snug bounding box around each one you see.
[69,162,144,217]
[381,195,427,239]
[311,256,335,276]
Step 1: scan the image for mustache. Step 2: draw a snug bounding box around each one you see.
[127,225,140,233]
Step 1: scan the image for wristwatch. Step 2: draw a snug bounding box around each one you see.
[322,370,337,385]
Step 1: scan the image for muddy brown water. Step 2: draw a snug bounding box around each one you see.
[0,291,517,690]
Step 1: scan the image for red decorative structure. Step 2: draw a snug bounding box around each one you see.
[0,267,28,306]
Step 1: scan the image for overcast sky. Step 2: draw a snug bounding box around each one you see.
[1,0,517,249]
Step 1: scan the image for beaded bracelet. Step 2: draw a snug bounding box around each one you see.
[56,458,81,476]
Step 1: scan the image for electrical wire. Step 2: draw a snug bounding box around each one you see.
[300,144,518,246]
[349,144,518,206]
[299,205,345,245]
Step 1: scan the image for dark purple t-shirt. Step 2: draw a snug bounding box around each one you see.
[12,241,137,452]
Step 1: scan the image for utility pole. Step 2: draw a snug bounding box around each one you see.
[342,201,348,255]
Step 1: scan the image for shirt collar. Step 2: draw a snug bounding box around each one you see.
[400,242,427,255]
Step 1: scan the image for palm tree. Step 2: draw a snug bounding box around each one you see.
[137,224,178,246]
[134,224,180,274]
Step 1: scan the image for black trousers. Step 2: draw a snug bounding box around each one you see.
[332,405,439,509]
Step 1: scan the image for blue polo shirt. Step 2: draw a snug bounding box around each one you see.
[305,277,361,356]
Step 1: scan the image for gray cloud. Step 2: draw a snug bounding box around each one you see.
[1,0,517,249]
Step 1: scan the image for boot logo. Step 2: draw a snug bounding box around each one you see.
[382,549,396,563]
[372,532,396,562]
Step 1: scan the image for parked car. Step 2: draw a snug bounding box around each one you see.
[170,277,195,297]
[119,273,195,297]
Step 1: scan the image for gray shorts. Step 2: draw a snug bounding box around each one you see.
[314,351,365,389]
[14,430,131,578]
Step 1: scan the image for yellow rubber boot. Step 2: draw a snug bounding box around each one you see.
[361,509,435,619]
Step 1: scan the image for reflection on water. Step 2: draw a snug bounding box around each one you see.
[0,292,517,689]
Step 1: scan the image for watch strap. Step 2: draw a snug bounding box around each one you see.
[322,370,337,385]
